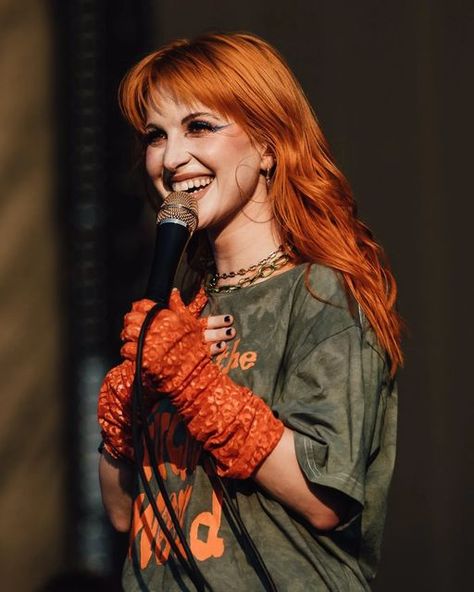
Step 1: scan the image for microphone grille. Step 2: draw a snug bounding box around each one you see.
[156,191,198,232]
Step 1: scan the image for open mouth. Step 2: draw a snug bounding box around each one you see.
[172,176,215,195]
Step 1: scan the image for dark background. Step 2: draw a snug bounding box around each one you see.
[0,1,472,590]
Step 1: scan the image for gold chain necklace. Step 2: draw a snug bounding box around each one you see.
[205,245,290,294]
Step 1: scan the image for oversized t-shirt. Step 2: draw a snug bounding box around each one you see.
[122,263,398,591]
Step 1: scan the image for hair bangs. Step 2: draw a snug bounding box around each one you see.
[121,46,247,135]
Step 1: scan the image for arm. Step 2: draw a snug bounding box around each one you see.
[97,299,235,532]
[120,291,352,532]
[253,428,349,531]
[99,452,134,532]
[114,290,364,534]
[96,358,137,532]
[98,424,348,534]
[257,323,375,531]
[98,426,347,534]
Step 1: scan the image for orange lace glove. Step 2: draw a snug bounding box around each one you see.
[97,288,208,462]
[120,289,284,479]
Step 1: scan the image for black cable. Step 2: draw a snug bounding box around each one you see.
[207,457,278,592]
[132,302,278,592]
[132,303,210,592]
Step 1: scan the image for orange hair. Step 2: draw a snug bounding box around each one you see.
[119,32,403,376]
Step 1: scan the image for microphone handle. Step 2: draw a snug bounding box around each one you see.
[145,220,191,306]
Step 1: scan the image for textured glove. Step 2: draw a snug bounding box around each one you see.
[97,288,208,461]
[98,359,142,461]
[120,289,284,479]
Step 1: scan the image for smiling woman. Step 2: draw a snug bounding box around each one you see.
[142,96,273,240]
[98,32,402,592]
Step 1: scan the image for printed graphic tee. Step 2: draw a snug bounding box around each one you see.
[122,263,398,591]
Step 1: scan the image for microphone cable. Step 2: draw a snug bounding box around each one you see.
[207,456,278,592]
[131,303,279,592]
[132,301,210,592]
[130,191,278,591]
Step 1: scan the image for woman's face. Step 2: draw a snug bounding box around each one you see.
[144,92,271,233]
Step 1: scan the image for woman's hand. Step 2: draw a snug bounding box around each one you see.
[203,313,235,356]
[121,287,235,358]
[120,290,237,393]
[120,289,284,478]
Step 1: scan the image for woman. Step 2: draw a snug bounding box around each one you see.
[98,32,402,591]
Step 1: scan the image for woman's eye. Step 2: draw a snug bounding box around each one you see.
[187,120,218,135]
[143,129,165,146]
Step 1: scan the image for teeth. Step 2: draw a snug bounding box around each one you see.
[171,176,213,192]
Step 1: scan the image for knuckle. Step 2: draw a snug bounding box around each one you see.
[206,316,218,329]
[203,328,218,342]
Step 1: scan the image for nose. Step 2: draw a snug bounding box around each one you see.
[162,132,191,172]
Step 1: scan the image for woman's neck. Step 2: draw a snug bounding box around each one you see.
[208,216,282,275]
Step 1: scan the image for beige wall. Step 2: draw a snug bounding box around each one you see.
[0,1,64,590]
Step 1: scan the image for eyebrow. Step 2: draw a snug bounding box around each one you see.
[145,111,222,129]
[182,111,221,124]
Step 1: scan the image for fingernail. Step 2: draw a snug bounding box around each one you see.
[224,315,231,323]
[226,328,233,336]
[218,341,225,348]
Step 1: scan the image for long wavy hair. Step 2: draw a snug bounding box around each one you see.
[119,32,403,376]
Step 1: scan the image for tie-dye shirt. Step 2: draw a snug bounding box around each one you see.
[122,263,397,591]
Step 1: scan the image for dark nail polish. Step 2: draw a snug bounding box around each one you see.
[218,341,225,348]
[226,328,233,336]
[224,315,231,323]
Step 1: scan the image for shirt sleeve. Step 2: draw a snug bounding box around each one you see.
[273,322,388,518]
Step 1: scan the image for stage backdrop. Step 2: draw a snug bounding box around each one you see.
[0,1,63,591]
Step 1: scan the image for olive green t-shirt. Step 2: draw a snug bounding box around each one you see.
[122,263,397,591]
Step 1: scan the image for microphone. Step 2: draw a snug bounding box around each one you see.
[134,191,205,588]
[145,191,198,306]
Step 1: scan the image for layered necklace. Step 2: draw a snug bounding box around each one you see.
[205,244,291,294]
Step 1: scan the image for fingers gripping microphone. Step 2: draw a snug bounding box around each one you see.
[145,191,198,306]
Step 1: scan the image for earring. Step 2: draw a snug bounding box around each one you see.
[265,168,271,187]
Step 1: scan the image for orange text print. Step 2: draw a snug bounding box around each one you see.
[130,405,225,568]
[189,489,224,561]
[131,487,193,568]
[215,338,257,374]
